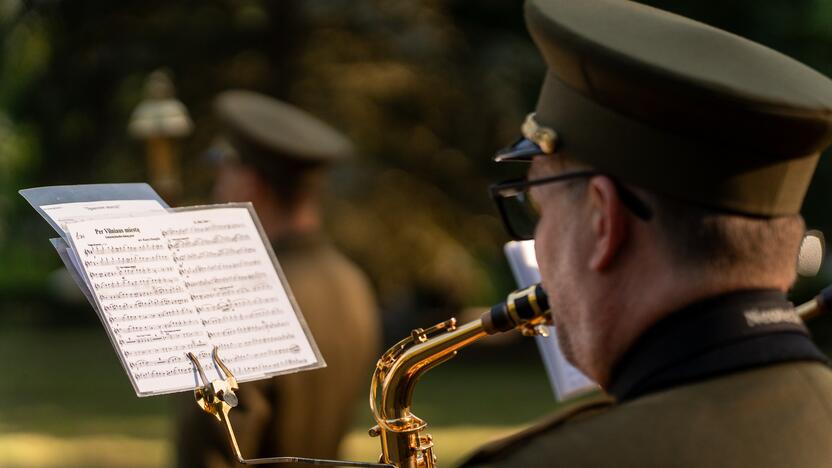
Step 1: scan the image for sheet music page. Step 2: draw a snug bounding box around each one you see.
[42,200,168,289]
[67,217,213,395]
[66,206,321,396]
[162,207,319,380]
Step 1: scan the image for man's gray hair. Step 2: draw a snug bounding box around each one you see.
[544,154,804,279]
[644,193,805,276]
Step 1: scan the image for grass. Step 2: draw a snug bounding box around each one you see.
[0,328,561,467]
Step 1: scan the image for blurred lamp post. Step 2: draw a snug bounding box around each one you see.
[128,69,193,203]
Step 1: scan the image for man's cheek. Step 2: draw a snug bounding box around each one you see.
[534,223,557,292]
[533,225,549,276]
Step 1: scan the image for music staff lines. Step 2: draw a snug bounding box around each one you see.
[113,318,202,335]
[207,321,289,338]
[128,353,202,370]
[123,340,209,358]
[221,345,302,365]
[99,286,185,301]
[172,247,256,263]
[84,253,170,268]
[215,334,296,350]
[230,358,310,376]
[135,365,194,380]
[108,307,193,324]
[184,272,267,289]
[89,266,175,278]
[167,234,251,249]
[199,308,282,325]
[162,223,246,237]
[196,296,278,313]
[83,243,165,255]
[189,283,271,301]
[118,330,204,345]
[178,260,261,275]
[94,277,179,290]
[103,297,190,312]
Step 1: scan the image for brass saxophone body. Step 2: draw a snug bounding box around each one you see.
[369,284,551,468]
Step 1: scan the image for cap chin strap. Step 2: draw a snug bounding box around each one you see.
[521,113,558,155]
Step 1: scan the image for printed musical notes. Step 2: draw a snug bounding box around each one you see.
[83,253,171,268]
[66,206,321,397]
[167,233,251,249]
[68,216,212,395]
[164,208,318,383]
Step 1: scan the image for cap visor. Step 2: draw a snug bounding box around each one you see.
[494,137,544,162]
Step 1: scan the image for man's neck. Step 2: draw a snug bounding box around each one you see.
[582,263,791,387]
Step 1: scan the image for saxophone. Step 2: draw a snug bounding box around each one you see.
[368,284,552,468]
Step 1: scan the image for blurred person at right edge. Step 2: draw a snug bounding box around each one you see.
[176,90,381,468]
[462,0,832,467]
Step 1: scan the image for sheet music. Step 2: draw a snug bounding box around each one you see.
[41,200,169,290]
[41,199,167,238]
[504,241,598,401]
[162,208,317,379]
[66,206,321,396]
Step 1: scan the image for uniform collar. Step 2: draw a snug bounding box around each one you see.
[608,289,827,402]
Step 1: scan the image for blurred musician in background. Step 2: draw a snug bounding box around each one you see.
[176,90,381,468]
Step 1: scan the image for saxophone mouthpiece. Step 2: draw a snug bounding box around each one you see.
[482,283,550,334]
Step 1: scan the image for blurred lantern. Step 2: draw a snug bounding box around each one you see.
[128,69,193,203]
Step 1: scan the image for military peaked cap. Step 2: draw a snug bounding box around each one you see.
[214,90,354,167]
[499,0,832,216]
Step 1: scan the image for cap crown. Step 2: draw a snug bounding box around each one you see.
[215,90,353,165]
[523,0,832,216]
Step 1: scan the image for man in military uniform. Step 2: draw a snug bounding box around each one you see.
[177,90,381,468]
[464,0,832,466]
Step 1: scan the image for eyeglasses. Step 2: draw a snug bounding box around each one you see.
[489,171,653,240]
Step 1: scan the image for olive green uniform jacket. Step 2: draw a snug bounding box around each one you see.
[462,290,832,468]
[462,362,832,467]
[176,236,381,468]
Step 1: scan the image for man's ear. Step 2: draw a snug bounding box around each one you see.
[586,176,629,271]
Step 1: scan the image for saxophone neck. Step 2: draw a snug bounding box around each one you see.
[373,319,486,423]
[370,283,553,467]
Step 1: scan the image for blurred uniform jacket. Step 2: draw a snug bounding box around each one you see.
[461,291,832,468]
[177,235,381,468]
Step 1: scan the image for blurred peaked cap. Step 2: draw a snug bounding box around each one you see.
[214,90,355,167]
[507,0,832,217]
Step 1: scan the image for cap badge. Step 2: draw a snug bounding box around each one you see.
[521,113,558,154]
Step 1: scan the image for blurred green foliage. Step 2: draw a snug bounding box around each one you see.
[0,0,830,333]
